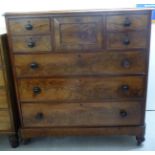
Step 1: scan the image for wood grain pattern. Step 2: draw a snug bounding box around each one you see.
[54,16,103,50]
[21,101,143,127]
[12,35,52,52]
[14,51,146,77]
[0,55,2,64]
[106,14,148,31]
[8,18,50,34]
[0,88,8,108]
[18,76,145,102]
[107,32,147,49]
[0,70,5,85]
[0,110,11,130]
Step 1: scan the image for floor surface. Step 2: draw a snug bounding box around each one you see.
[0,111,155,151]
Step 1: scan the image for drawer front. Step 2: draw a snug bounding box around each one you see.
[8,18,50,34]
[106,14,148,31]
[0,110,11,130]
[12,35,52,52]
[0,88,8,108]
[22,101,143,127]
[18,76,145,102]
[54,16,103,50]
[14,51,146,77]
[0,70,5,86]
[107,32,147,49]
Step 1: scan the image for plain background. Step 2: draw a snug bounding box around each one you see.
[0,0,154,110]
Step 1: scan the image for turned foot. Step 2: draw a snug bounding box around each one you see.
[136,135,145,146]
[8,134,19,148]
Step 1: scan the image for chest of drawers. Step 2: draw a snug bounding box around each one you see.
[5,9,152,145]
[0,34,19,148]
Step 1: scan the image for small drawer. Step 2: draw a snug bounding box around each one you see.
[107,32,147,50]
[18,76,145,102]
[0,110,11,130]
[0,88,8,108]
[0,69,5,86]
[22,101,143,127]
[12,35,52,52]
[14,51,146,77]
[106,14,148,31]
[8,18,50,34]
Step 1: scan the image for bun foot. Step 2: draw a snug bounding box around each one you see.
[8,134,19,148]
[136,135,145,146]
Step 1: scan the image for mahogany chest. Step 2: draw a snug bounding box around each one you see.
[5,9,152,145]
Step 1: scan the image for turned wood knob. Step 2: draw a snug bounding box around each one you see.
[35,112,44,120]
[25,23,33,30]
[30,62,39,69]
[120,110,128,118]
[121,85,129,92]
[123,36,130,45]
[33,87,41,94]
[27,40,35,48]
[123,18,131,27]
[121,59,131,68]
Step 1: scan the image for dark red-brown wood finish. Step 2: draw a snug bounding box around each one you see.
[5,8,152,145]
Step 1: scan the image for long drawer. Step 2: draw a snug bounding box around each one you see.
[21,101,143,127]
[14,51,146,77]
[0,110,11,130]
[18,76,145,102]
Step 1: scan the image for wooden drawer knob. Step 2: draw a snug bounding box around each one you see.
[35,112,44,120]
[121,59,131,68]
[33,86,41,94]
[27,40,35,48]
[121,85,129,92]
[25,23,33,30]
[123,17,131,27]
[30,62,39,69]
[123,36,130,45]
[120,110,128,118]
